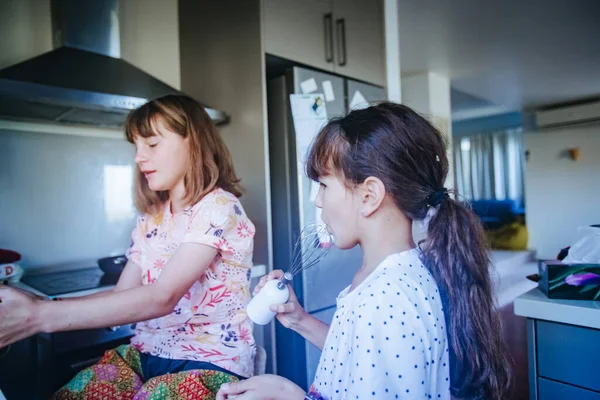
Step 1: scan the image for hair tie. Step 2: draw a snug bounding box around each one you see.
[426,188,449,207]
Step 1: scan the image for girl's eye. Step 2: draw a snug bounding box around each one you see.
[319,182,326,188]
[148,143,158,148]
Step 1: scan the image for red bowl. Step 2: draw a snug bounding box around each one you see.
[0,249,21,264]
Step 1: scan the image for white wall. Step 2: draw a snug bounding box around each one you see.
[179,0,270,271]
[0,0,180,89]
[0,130,136,267]
[524,124,600,259]
[402,72,454,190]
[0,0,181,267]
[0,0,52,69]
[178,0,272,371]
[120,0,180,89]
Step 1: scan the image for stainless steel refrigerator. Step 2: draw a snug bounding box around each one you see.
[267,66,386,388]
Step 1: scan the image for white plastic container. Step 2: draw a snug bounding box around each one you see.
[246,279,290,325]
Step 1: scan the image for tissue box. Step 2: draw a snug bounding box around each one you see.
[538,260,600,300]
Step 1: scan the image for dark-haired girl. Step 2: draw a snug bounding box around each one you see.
[218,102,511,400]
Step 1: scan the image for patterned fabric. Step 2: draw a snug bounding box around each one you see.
[126,188,256,377]
[52,345,239,400]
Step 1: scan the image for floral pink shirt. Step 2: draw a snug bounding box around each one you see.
[126,188,256,377]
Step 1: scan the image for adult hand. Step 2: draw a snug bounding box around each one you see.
[0,285,42,348]
[216,374,305,400]
[253,270,307,330]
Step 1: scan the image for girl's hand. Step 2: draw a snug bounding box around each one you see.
[253,270,307,331]
[0,285,42,348]
[216,374,305,400]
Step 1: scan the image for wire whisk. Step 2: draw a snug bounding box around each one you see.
[278,223,333,288]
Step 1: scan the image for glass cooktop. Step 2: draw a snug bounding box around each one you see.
[21,267,119,296]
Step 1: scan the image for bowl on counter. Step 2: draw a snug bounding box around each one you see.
[0,249,25,283]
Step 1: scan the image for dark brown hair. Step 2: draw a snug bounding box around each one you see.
[125,94,242,214]
[306,102,511,399]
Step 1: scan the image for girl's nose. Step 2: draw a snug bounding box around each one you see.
[134,146,147,164]
[314,189,323,208]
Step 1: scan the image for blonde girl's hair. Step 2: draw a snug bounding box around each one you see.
[125,94,242,214]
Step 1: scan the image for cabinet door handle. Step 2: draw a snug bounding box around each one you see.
[323,13,333,63]
[336,18,347,66]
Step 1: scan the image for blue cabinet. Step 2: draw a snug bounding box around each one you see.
[528,319,600,399]
[538,378,600,400]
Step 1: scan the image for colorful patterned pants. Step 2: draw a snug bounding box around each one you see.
[51,345,240,399]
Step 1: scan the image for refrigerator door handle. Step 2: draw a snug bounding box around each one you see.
[336,18,347,67]
[323,13,334,63]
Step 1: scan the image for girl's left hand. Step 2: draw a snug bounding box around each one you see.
[0,285,42,348]
[216,374,306,400]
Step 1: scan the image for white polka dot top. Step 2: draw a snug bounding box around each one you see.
[312,248,451,399]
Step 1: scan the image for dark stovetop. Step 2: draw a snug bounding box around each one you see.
[21,267,119,296]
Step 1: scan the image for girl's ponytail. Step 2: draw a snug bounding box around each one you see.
[422,194,511,399]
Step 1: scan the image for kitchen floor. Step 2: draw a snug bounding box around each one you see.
[500,303,530,400]
[492,250,538,400]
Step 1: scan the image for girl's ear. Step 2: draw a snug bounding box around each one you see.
[360,176,386,217]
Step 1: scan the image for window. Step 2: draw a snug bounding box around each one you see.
[454,128,525,206]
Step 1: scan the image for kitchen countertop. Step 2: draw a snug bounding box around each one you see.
[9,280,115,298]
[514,288,600,330]
[9,264,268,298]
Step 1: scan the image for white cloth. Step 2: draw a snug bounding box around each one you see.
[313,249,451,399]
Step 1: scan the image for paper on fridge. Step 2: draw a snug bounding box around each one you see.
[349,90,369,110]
[291,94,331,246]
[300,77,318,94]
[322,80,336,102]
[290,93,328,164]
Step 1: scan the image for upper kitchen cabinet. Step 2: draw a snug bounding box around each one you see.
[263,0,335,73]
[263,0,385,86]
[332,0,385,86]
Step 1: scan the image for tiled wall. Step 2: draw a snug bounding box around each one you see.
[0,129,137,268]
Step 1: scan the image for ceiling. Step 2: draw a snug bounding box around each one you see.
[397,0,600,117]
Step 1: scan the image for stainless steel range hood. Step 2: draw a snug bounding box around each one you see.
[0,0,228,128]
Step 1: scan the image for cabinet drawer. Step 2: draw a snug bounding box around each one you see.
[537,321,600,392]
[0,337,38,399]
[538,378,600,400]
